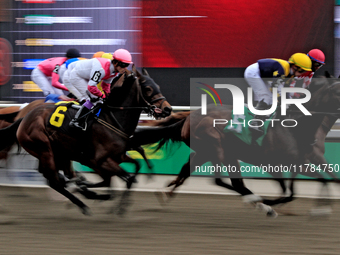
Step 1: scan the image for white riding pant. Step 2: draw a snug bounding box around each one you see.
[31,67,64,96]
[63,69,84,100]
[68,69,89,101]
[244,63,272,105]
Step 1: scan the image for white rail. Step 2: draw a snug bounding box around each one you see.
[1,103,340,138]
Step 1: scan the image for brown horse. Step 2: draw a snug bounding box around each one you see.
[0,100,45,160]
[0,106,22,128]
[0,67,164,172]
[133,80,340,215]
[0,68,171,215]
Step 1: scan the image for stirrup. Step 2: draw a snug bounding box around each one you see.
[70,119,87,131]
[69,119,77,127]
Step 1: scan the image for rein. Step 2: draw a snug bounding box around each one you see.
[96,118,130,139]
[96,75,156,138]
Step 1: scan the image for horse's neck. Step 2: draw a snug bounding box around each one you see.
[321,115,337,133]
[291,114,326,142]
[103,85,143,135]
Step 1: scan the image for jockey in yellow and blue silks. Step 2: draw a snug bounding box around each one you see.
[245,53,312,109]
[244,53,312,132]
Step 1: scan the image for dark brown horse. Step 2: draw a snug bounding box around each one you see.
[0,68,171,215]
[0,67,164,171]
[0,100,45,160]
[133,80,340,215]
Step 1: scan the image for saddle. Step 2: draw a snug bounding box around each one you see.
[48,102,99,136]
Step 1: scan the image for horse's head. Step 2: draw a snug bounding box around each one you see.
[133,65,172,118]
[305,78,340,113]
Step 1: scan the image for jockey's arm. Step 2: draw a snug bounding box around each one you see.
[88,76,105,98]
[100,81,111,95]
[101,76,115,95]
[51,68,69,91]
[87,61,108,98]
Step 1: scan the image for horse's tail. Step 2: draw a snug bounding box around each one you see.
[0,118,23,151]
[133,118,186,151]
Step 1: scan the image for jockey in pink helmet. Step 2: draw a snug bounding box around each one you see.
[69,49,132,130]
[289,49,325,98]
[307,49,325,72]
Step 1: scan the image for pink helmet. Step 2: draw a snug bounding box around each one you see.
[113,49,132,64]
[307,49,325,64]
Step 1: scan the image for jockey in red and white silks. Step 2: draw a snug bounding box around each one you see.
[69,49,133,130]
[67,49,132,103]
[31,48,81,96]
[289,49,325,98]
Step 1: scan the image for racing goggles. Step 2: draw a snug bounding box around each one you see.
[117,61,130,68]
[293,65,306,73]
[314,62,323,68]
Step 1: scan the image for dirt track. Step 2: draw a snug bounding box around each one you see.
[0,186,339,255]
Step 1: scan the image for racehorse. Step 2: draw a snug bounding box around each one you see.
[0,67,164,171]
[0,100,45,160]
[0,108,20,128]
[0,67,171,215]
[132,79,340,214]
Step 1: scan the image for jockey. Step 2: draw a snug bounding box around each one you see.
[244,53,312,131]
[63,52,113,102]
[31,48,81,97]
[61,57,88,100]
[289,49,325,97]
[69,49,133,130]
[59,57,86,84]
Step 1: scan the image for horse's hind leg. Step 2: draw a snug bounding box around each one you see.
[47,176,91,215]
[226,158,262,202]
[21,137,91,215]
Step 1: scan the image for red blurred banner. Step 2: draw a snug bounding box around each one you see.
[142,0,333,68]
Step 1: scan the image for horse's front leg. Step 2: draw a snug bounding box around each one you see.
[94,157,135,215]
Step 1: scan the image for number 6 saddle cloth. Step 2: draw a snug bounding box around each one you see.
[47,102,96,136]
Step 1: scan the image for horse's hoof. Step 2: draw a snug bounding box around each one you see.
[256,203,278,218]
[267,209,278,218]
[81,206,92,216]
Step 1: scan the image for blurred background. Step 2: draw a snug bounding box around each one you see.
[0,0,336,105]
[0,2,340,254]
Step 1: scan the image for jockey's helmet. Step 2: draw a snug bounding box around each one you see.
[307,49,325,65]
[113,49,132,64]
[92,51,105,58]
[101,53,113,60]
[66,48,81,59]
[288,53,312,71]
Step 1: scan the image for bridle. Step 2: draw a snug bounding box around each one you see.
[150,96,166,111]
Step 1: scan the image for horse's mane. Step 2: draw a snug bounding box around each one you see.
[107,74,138,106]
[305,76,337,112]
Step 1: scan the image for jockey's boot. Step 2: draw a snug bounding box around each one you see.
[249,100,271,133]
[69,105,90,130]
